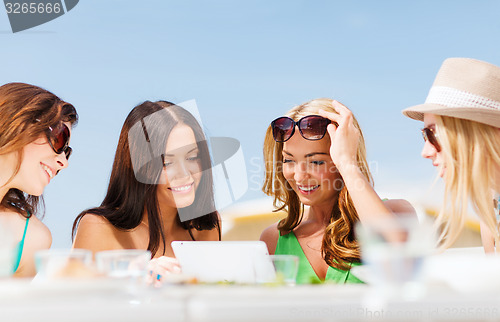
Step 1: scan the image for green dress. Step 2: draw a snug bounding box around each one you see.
[275,231,363,285]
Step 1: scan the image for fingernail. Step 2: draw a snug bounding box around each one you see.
[156,274,162,281]
[149,270,153,276]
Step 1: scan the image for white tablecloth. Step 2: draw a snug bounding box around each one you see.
[1,279,500,322]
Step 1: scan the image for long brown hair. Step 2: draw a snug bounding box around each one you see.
[0,82,78,217]
[263,98,373,270]
[72,101,219,257]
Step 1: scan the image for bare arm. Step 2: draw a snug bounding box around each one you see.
[319,103,397,223]
[260,223,279,255]
[72,214,124,254]
[336,164,396,222]
[13,216,51,278]
[383,199,417,218]
[480,220,495,253]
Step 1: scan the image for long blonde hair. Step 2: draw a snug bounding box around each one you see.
[435,115,500,249]
[262,98,373,270]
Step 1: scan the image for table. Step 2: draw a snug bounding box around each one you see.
[1,279,500,322]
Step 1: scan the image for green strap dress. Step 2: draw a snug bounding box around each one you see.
[275,231,363,285]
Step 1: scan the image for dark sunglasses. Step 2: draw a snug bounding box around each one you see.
[421,127,441,152]
[45,123,72,159]
[271,115,333,142]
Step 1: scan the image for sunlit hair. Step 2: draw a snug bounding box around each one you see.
[263,98,373,270]
[72,101,219,257]
[435,115,500,249]
[0,82,78,217]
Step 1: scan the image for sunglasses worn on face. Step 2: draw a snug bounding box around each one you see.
[46,123,72,159]
[271,115,333,142]
[421,127,441,152]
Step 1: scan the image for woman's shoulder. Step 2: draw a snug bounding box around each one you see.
[14,215,52,277]
[26,215,51,241]
[260,222,280,254]
[383,199,418,218]
[77,212,113,227]
[72,213,125,252]
[74,212,122,237]
[0,210,50,240]
[0,209,23,230]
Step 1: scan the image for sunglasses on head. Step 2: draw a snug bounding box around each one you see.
[45,122,72,159]
[271,115,332,142]
[421,126,441,152]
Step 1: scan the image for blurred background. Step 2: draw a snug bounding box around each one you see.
[1,1,498,247]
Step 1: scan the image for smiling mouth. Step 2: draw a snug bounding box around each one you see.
[41,163,54,180]
[168,183,194,193]
[297,185,320,194]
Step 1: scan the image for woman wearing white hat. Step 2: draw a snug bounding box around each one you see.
[403,57,500,252]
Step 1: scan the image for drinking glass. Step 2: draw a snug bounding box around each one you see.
[95,249,150,283]
[35,249,93,280]
[356,217,435,301]
[255,254,299,286]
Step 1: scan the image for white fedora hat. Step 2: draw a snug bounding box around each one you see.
[402,57,500,128]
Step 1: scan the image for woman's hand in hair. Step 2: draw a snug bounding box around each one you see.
[146,256,181,286]
[319,101,360,172]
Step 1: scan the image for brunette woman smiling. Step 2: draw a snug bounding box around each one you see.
[0,82,77,277]
[72,101,220,280]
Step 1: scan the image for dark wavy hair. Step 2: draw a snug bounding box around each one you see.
[0,82,78,217]
[72,100,219,257]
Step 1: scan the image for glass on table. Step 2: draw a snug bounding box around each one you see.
[95,249,152,303]
[34,249,94,280]
[355,216,436,301]
[254,254,299,286]
[95,249,151,281]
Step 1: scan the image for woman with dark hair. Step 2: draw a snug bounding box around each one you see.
[0,82,78,277]
[72,100,220,279]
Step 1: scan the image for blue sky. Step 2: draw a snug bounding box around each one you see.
[1,1,500,247]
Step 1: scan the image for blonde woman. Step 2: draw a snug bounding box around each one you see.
[403,57,500,252]
[0,82,78,277]
[261,98,414,284]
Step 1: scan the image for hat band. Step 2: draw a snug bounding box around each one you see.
[425,86,500,110]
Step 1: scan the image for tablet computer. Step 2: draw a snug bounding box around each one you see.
[171,241,273,284]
